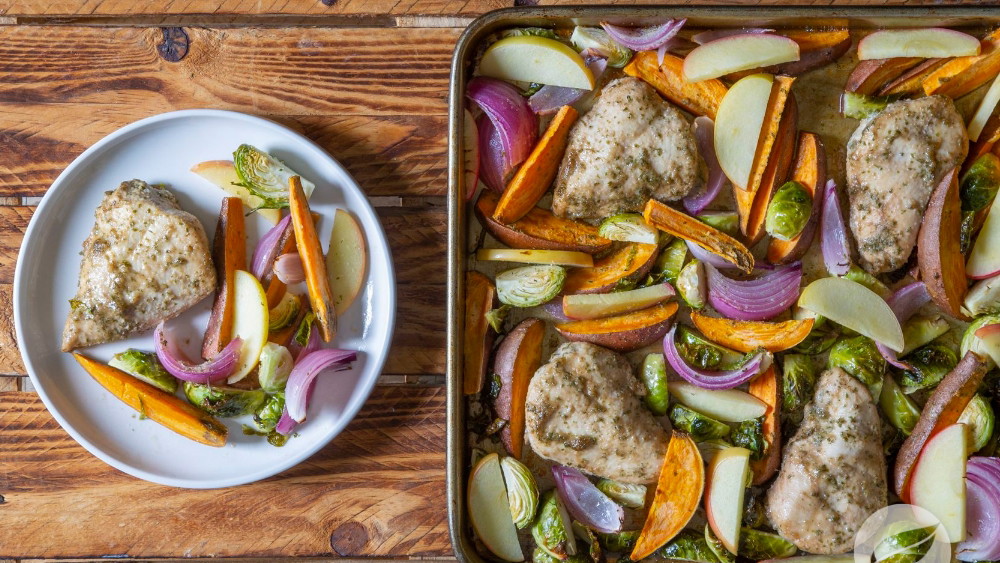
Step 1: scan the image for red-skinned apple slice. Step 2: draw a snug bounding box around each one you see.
[714,74,773,190]
[562,283,675,320]
[705,446,751,554]
[858,28,981,60]
[463,108,480,201]
[683,34,800,83]
[968,192,1000,279]
[974,323,1000,365]
[908,422,968,542]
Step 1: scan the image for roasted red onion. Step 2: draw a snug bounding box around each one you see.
[959,457,1000,561]
[551,465,624,533]
[153,322,241,383]
[285,348,357,422]
[273,253,305,285]
[600,19,686,51]
[477,114,507,192]
[705,262,802,321]
[251,214,292,280]
[877,282,931,370]
[275,410,297,435]
[683,117,727,215]
[820,179,851,276]
[691,28,774,44]
[467,77,538,189]
[663,324,769,390]
[529,55,608,115]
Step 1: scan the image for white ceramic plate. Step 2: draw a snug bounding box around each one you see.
[13,110,395,488]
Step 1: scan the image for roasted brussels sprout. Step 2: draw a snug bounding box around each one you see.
[879,374,921,435]
[294,310,316,347]
[698,211,740,237]
[961,314,1000,368]
[597,530,640,555]
[900,344,959,393]
[657,238,688,285]
[183,382,267,417]
[841,92,896,120]
[791,325,839,355]
[532,547,590,563]
[900,315,951,356]
[268,292,301,332]
[732,417,766,461]
[873,522,936,563]
[571,521,603,563]
[485,304,511,333]
[828,335,885,399]
[233,144,315,208]
[656,529,719,563]
[677,260,707,310]
[108,349,177,393]
[959,394,996,453]
[596,479,646,509]
[641,353,669,417]
[704,525,734,563]
[960,153,1000,212]
[501,456,539,529]
[598,213,660,245]
[964,277,1000,317]
[503,27,559,40]
[496,265,566,308]
[960,210,976,255]
[533,490,577,560]
[569,27,632,67]
[782,354,817,413]
[738,528,797,560]
[251,392,285,434]
[765,181,813,241]
[257,342,294,393]
[843,264,890,298]
[670,404,731,442]
[742,489,768,529]
[676,326,745,371]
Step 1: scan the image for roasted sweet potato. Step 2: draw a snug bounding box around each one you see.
[845,57,923,95]
[203,197,246,359]
[643,200,754,273]
[74,354,228,447]
[917,168,968,319]
[745,94,799,245]
[493,318,545,459]
[877,58,948,96]
[744,76,796,214]
[494,106,578,224]
[965,109,1000,175]
[690,311,813,353]
[554,302,679,352]
[922,30,1000,98]
[623,51,728,119]
[767,131,827,264]
[748,365,781,485]
[290,177,337,342]
[475,191,612,254]
[894,350,991,501]
[463,271,496,395]
[562,242,660,294]
[729,30,851,79]
[631,432,704,560]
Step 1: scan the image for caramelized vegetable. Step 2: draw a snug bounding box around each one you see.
[562,242,659,294]
[690,311,813,353]
[289,176,336,341]
[475,191,612,254]
[917,168,968,319]
[203,197,246,359]
[846,57,923,95]
[643,199,754,273]
[463,271,496,395]
[493,318,545,458]
[744,76,796,222]
[554,302,679,352]
[877,59,948,96]
[767,132,826,264]
[728,30,851,78]
[745,95,799,244]
[623,51,727,119]
[922,30,1000,98]
[74,354,227,447]
[747,365,781,485]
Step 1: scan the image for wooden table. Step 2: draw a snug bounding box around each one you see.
[0,0,990,560]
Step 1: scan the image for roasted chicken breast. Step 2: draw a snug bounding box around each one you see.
[766,368,887,554]
[62,180,216,351]
[846,95,967,274]
[524,341,668,484]
[551,77,702,223]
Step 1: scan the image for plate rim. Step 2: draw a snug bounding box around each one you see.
[12,108,396,489]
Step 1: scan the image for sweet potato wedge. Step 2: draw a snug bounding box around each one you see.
[631,431,704,560]
[475,191,612,254]
[562,242,660,294]
[728,30,851,79]
[74,354,228,447]
[623,51,728,119]
[846,57,923,95]
[894,350,991,501]
[494,106,579,224]
[745,94,799,245]
[922,30,1000,98]
[290,176,337,342]
[877,58,948,96]
[643,199,754,273]
[744,76,796,211]
[554,301,679,352]
[767,131,826,264]
[748,365,781,486]
[203,197,247,359]
[917,168,969,319]
[690,311,814,353]
[463,271,496,395]
[493,318,545,458]
[965,109,1000,175]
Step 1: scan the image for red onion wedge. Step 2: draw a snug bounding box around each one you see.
[467,77,538,186]
[153,322,241,383]
[691,28,774,45]
[820,179,851,276]
[273,253,305,285]
[600,19,686,52]
[663,324,769,390]
[276,409,297,435]
[959,457,1000,561]
[877,282,931,370]
[683,117,726,215]
[251,214,292,280]
[529,55,608,115]
[551,465,624,533]
[285,348,357,422]
[705,262,803,321]
[477,114,507,192]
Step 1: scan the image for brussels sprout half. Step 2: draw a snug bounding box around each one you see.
[738,528,797,560]
[765,181,813,241]
[257,342,293,394]
[268,292,302,332]
[183,382,267,417]
[841,92,898,120]
[872,522,935,563]
[532,490,577,560]
[641,353,669,417]
[698,212,740,237]
[675,325,745,371]
[655,529,720,563]
[233,144,315,209]
[964,277,1000,317]
[828,335,885,399]
[731,417,766,461]
[496,265,566,308]
[677,260,707,310]
[958,394,996,453]
[598,213,660,245]
[960,153,1000,212]
[879,374,921,435]
[842,264,890,298]
[596,479,646,509]
[500,456,539,529]
[782,354,817,413]
[899,344,959,393]
[569,27,633,68]
[704,525,735,563]
[900,315,951,356]
[108,349,178,393]
[657,238,689,285]
[670,404,731,442]
[597,530,640,555]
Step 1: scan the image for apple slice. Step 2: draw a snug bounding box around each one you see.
[191,160,281,224]
[683,34,800,83]
[858,28,981,60]
[714,74,773,190]
[705,446,752,554]
[798,277,904,352]
[463,109,480,201]
[478,36,594,90]
[228,270,270,384]
[468,453,524,562]
[974,323,1000,365]
[477,248,594,267]
[909,423,968,542]
[969,74,1000,142]
[967,191,1000,279]
[562,283,674,320]
[326,209,368,312]
[668,382,767,422]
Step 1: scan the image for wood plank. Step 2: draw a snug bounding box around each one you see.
[0,385,450,558]
[1,0,502,18]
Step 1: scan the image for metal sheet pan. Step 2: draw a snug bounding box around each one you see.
[447,7,998,562]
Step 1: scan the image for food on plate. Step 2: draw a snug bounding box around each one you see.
[857,28,981,60]
[203,197,246,359]
[190,160,282,224]
[551,77,701,222]
[182,382,266,417]
[562,242,659,294]
[917,168,968,318]
[468,452,525,562]
[766,368,887,554]
[623,51,728,119]
[289,176,337,342]
[631,432,703,559]
[846,96,968,274]
[325,209,367,311]
[475,192,612,254]
[493,318,545,458]
[562,283,674,320]
[62,180,216,352]
[682,34,800,83]
[524,342,669,484]
[478,35,595,90]
[463,271,495,395]
[232,144,315,209]
[108,349,178,393]
[227,270,269,384]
